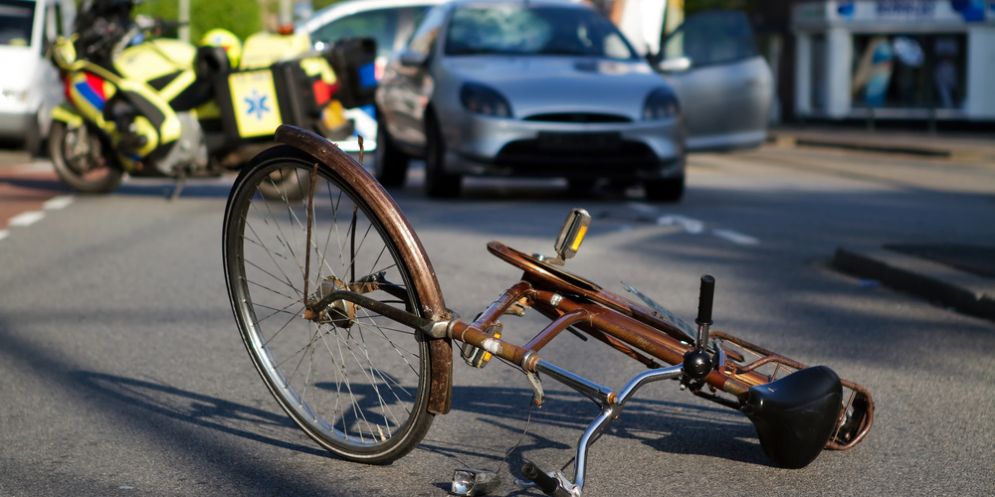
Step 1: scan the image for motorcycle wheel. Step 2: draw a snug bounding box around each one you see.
[49,122,123,194]
[256,166,310,201]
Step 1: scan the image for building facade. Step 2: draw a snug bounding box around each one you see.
[792,0,995,121]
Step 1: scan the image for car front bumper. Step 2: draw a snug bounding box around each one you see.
[0,111,32,138]
[441,113,685,179]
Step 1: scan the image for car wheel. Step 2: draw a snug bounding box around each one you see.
[644,174,685,202]
[374,113,409,187]
[25,112,42,158]
[424,114,461,198]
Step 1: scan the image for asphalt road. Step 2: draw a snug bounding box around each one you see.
[1,145,993,497]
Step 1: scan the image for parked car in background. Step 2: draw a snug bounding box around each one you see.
[0,0,75,154]
[298,0,444,154]
[375,0,686,200]
[616,4,772,151]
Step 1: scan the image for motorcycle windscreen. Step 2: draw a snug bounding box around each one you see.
[227,70,284,138]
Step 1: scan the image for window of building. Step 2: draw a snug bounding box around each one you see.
[851,33,966,109]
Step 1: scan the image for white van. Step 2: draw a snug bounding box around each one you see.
[0,0,75,153]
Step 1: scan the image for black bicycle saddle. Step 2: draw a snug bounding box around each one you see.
[742,365,843,468]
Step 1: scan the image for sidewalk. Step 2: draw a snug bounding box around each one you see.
[832,244,995,321]
[769,126,995,162]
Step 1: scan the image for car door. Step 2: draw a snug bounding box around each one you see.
[378,4,448,151]
[657,10,772,151]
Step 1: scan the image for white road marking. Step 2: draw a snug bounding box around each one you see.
[43,195,74,210]
[0,230,8,241]
[8,211,44,227]
[626,201,659,216]
[712,229,760,246]
[623,203,758,245]
[657,214,705,234]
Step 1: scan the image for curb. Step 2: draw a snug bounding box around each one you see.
[769,132,995,162]
[832,246,995,321]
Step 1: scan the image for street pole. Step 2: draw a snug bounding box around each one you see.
[179,0,190,43]
[279,0,292,25]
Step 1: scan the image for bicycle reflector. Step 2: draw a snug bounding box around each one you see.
[554,208,591,261]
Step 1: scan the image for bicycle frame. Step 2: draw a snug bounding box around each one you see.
[273,125,875,496]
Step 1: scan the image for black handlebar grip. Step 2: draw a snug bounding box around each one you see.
[696,275,715,325]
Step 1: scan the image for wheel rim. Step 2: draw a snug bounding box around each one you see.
[226,159,430,456]
[57,126,114,182]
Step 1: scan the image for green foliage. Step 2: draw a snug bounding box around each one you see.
[135,0,263,41]
[312,0,345,12]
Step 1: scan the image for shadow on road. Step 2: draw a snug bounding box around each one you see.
[71,371,327,457]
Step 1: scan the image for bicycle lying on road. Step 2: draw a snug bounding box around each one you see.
[222,125,875,497]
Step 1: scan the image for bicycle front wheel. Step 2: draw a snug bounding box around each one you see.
[223,146,435,463]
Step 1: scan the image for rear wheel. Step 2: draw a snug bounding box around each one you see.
[49,122,123,194]
[424,115,461,198]
[373,114,409,187]
[223,146,435,463]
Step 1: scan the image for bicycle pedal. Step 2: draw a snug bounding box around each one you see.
[460,324,502,368]
[450,468,500,496]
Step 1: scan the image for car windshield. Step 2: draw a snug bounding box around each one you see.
[444,5,636,60]
[0,0,33,47]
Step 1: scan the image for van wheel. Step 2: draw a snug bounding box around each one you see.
[49,122,123,194]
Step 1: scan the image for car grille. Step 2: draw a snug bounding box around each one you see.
[493,138,659,175]
[523,112,631,123]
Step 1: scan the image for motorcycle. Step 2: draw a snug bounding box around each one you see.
[47,0,376,198]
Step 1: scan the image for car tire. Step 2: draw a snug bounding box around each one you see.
[644,174,685,202]
[25,112,42,158]
[374,112,409,187]
[424,113,461,198]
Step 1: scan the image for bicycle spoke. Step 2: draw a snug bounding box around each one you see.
[229,159,432,459]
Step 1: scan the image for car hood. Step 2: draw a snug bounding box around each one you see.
[441,56,667,120]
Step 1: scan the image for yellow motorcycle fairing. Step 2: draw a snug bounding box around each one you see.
[239,32,312,70]
[114,38,196,84]
[51,104,85,128]
[59,57,182,170]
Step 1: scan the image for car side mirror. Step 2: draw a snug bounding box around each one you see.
[657,56,692,73]
[398,49,428,68]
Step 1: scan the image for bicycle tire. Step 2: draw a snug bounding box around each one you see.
[223,145,436,463]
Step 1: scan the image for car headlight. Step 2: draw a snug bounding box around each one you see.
[460,82,512,118]
[642,88,680,121]
[0,87,30,103]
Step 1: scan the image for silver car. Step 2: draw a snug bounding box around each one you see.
[374,0,686,200]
